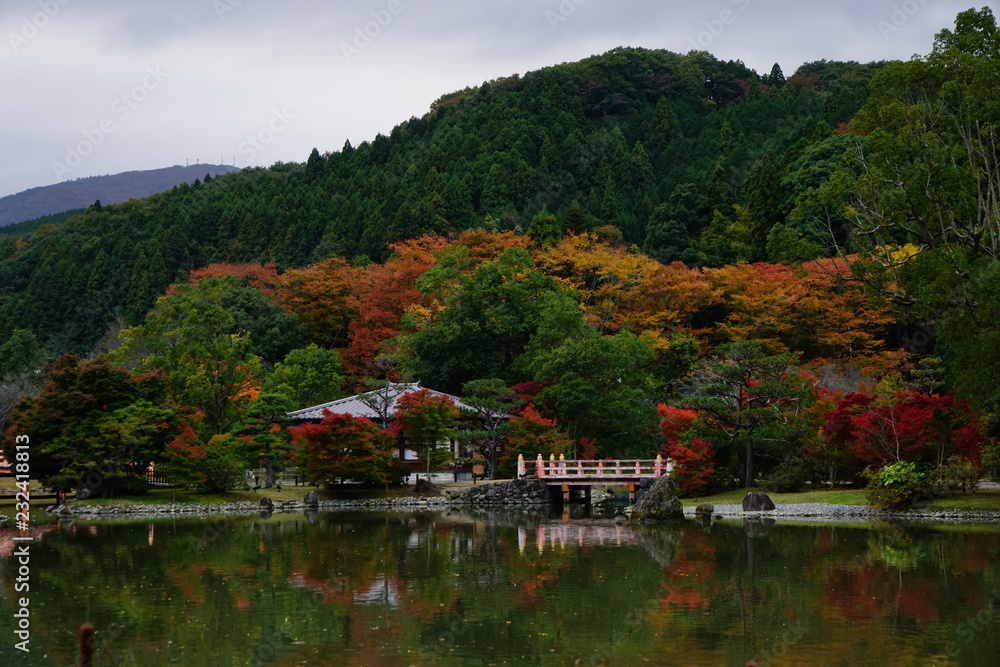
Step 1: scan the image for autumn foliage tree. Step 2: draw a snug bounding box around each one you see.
[822,391,986,467]
[291,412,395,486]
[657,405,715,496]
[273,257,361,349]
[497,404,573,479]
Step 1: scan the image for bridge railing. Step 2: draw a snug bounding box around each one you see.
[518,455,671,480]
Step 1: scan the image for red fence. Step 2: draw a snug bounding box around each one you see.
[518,455,671,482]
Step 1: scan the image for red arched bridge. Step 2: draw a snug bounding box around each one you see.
[517,454,672,505]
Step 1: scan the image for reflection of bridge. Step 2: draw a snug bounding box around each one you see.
[518,521,638,553]
[517,455,672,505]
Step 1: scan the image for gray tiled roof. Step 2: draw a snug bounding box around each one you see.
[286,382,474,421]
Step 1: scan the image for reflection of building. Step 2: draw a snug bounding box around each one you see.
[286,382,483,478]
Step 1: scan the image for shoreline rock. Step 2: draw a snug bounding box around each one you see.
[630,477,684,523]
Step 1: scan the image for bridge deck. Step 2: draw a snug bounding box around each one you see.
[518,457,672,504]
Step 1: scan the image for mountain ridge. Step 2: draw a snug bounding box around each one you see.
[0,163,240,227]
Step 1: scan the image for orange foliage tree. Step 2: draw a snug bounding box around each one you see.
[175,262,280,295]
[273,257,361,349]
[709,259,904,378]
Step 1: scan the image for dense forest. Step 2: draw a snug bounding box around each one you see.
[2,8,998,501]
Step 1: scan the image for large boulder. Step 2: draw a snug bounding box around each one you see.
[630,476,684,523]
[742,491,776,511]
[303,491,319,508]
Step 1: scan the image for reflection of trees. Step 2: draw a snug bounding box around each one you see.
[3,515,1000,664]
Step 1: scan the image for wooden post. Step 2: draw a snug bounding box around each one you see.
[562,484,570,507]
[517,454,525,479]
[628,483,636,504]
[559,453,566,475]
[655,454,664,477]
[536,454,544,479]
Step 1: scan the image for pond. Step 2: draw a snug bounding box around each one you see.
[1,509,1000,666]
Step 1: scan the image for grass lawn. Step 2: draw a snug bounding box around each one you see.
[680,485,869,508]
[681,485,1000,512]
[67,484,328,507]
[922,489,1000,512]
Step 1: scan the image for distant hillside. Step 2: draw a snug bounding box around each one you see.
[0,164,240,227]
[0,47,885,353]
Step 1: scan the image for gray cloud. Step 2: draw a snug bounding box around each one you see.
[0,0,962,198]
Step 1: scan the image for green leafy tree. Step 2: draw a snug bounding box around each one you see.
[407,248,564,391]
[109,277,265,434]
[846,8,1000,310]
[263,344,345,409]
[733,150,784,262]
[396,389,460,476]
[1,355,173,496]
[526,206,563,247]
[460,378,523,478]
[233,393,294,488]
[530,331,660,458]
[679,341,813,487]
[201,434,247,493]
[0,329,47,433]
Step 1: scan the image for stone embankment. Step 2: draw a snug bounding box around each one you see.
[44,479,555,520]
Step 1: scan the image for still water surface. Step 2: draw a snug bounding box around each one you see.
[2,509,1000,666]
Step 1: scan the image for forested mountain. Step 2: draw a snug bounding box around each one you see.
[0,163,240,228]
[0,48,881,353]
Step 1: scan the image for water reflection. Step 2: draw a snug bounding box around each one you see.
[0,511,999,666]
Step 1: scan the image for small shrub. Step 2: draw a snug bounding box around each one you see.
[202,434,246,493]
[982,441,1000,482]
[763,462,807,493]
[932,456,982,493]
[863,462,927,509]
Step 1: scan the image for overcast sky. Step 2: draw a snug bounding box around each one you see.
[0,0,976,198]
